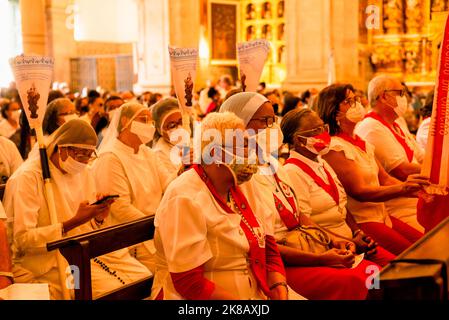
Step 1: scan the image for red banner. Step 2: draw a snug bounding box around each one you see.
[418,14,449,232]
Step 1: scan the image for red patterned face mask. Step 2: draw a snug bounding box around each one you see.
[298,132,331,155]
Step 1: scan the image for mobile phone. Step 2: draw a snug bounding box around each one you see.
[91,195,119,205]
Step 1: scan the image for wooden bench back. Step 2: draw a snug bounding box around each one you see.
[47,216,155,300]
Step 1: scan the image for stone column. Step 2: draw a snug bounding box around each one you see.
[283,0,359,92]
[134,0,172,94]
[19,0,48,55]
[45,0,76,84]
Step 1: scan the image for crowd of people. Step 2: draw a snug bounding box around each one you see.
[0,73,436,300]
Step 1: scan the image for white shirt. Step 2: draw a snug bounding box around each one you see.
[283,151,352,239]
[92,140,174,226]
[153,168,273,300]
[355,117,423,172]
[330,137,391,225]
[0,120,19,139]
[355,117,424,232]
[152,138,180,176]
[416,117,431,151]
[0,136,23,180]
[4,157,150,298]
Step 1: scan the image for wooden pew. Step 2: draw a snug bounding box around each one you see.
[370,216,449,300]
[47,216,155,300]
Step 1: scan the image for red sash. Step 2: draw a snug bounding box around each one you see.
[192,165,270,296]
[272,174,300,230]
[365,111,414,163]
[285,158,340,206]
[335,132,367,153]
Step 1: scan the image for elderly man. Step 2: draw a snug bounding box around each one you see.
[355,75,425,232]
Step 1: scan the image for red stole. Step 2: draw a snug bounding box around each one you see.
[272,174,300,230]
[285,157,340,206]
[335,132,367,153]
[365,111,414,162]
[192,165,270,296]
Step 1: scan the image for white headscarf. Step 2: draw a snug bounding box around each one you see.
[97,102,146,155]
[219,92,268,126]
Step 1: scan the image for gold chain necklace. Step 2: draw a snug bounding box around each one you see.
[228,192,266,248]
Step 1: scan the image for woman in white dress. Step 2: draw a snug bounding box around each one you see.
[91,103,174,273]
[0,136,23,184]
[316,84,427,255]
[4,119,151,299]
[152,112,288,300]
[151,98,183,175]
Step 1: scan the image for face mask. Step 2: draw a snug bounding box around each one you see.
[254,123,284,157]
[394,96,408,117]
[11,110,21,123]
[167,126,183,145]
[130,121,155,145]
[346,101,366,123]
[63,114,78,123]
[299,132,331,156]
[219,147,259,185]
[59,153,87,175]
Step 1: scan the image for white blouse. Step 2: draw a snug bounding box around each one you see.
[283,151,352,239]
[329,137,390,225]
[152,138,180,176]
[153,168,274,300]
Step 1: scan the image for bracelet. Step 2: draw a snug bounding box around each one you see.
[269,282,288,291]
[94,218,104,226]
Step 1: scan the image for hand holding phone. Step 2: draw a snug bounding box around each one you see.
[91,195,119,206]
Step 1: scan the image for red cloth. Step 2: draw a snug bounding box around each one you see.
[171,266,216,300]
[335,132,367,152]
[265,235,286,276]
[205,102,218,114]
[358,217,423,256]
[286,260,379,300]
[365,246,396,268]
[418,194,449,233]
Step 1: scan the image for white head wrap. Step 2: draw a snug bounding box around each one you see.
[97,102,146,154]
[46,119,97,157]
[219,92,269,126]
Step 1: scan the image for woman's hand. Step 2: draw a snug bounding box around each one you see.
[332,240,356,254]
[400,174,430,197]
[320,248,355,268]
[352,231,378,256]
[269,284,288,300]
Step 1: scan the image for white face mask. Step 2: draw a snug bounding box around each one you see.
[298,132,332,156]
[394,96,408,117]
[63,114,78,123]
[254,123,284,157]
[11,110,21,123]
[218,146,259,185]
[346,101,366,124]
[130,121,155,145]
[59,154,87,175]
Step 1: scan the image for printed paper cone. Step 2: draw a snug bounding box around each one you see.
[168,46,198,114]
[9,55,54,129]
[237,40,270,92]
[421,14,449,195]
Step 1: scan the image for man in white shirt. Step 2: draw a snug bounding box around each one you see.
[355,75,423,181]
[355,75,426,232]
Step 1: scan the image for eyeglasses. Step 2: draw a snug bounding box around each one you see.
[383,89,407,98]
[165,119,183,131]
[295,124,329,137]
[249,116,277,128]
[342,96,361,106]
[67,147,98,162]
[134,115,153,125]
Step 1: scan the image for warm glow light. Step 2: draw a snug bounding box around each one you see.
[0,0,22,88]
[199,33,210,61]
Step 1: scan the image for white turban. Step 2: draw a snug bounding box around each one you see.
[219,92,268,126]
